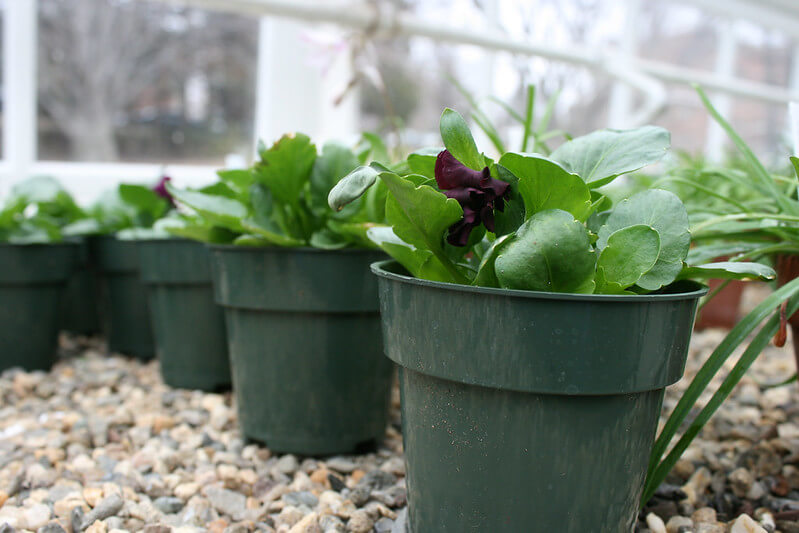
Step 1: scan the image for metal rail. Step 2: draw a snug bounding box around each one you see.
[150,0,799,112]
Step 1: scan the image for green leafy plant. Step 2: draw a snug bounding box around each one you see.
[63,177,173,237]
[163,133,390,248]
[330,108,769,294]
[0,176,85,243]
[638,86,799,504]
[450,80,570,157]
[330,105,794,508]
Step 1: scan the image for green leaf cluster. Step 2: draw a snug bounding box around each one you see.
[165,133,391,248]
[0,176,86,243]
[331,108,772,294]
[63,181,172,238]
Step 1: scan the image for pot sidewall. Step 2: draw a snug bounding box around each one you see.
[372,261,704,532]
[0,242,79,371]
[92,236,154,359]
[138,239,230,391]
[209,245,393,455]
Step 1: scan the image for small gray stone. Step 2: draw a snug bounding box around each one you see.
[374,517,394,533]
[730,468,755,498]
[154,497,185,514]
[325,457,357,474]
[348,485,371,506]
[274,455,299,475]
[372,486,406,508]
[142,526,172,533]
[70,507,85,532]
[356,470,397,492]
[80,493,124,530]
[281,491,318,508]
[37,524,67,533]
[204,486,246,519]
[347,509,375,533]
[319,514,345,533]
[391,508,407,533]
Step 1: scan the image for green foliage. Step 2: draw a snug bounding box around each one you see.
[550,125,671,188]
[494,209,596,293]
[597,190,690,291]
[595,225,660,294]
[637,85,799,507]
[331,108,745,295]
[167,133,391,248]
[497,153,592,222]
[0,176,86,243]
[439,108,484,171]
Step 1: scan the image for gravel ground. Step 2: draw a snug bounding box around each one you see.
[0,303,797,532]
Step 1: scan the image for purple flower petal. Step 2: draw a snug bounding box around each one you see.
[435,150,485,190]
[152,176,175,207]
[434,150,511,246]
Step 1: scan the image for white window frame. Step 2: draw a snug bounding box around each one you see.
[0,0,360,204]
[3,0,799,203]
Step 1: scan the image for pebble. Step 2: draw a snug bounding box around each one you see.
[21,503,51,529]
[288,512,321,533]
[2,329,798,531]
[347,509,376,533]
[275,456,299,475]
[154,496,185,514]
[203,487,246,519]
[731,514,767,533]
[646,513,667,533]
[730,468,756,498]
[665,515,693,533]
[81,494,124,530]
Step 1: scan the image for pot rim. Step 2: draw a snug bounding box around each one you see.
[0,241,79,249]
[371,260,708,303]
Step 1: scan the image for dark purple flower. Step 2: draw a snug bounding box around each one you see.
[153,175,175,207]
[434,150,509,246]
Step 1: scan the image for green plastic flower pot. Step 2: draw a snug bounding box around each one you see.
[61,237,101,336]
[210,245,393,456]
[91,235,155,360]
[138,239,230,391]
[0,242,78,371]
[372,260,707,533]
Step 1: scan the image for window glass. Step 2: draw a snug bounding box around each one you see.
[37,0,257,163]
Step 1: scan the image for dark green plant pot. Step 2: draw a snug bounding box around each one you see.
[0,242,78,371]
[372,260,707,533]
[92,235,155,360]
[210,245,393,456]
[138,239,230,391]
[61,238,101,336]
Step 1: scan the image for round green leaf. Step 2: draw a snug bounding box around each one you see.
[550,125,670,187]
[495,209,596,293]
[498,153,592,221]
[598,190,689,291]
[596,225,660,293]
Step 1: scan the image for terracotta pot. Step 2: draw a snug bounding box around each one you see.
[694,278,745,330]
[775,254,799,370]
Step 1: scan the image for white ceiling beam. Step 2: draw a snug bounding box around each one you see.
[149,0,799,108]
[678,0,799,37]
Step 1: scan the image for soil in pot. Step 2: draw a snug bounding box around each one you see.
[0,242,78,371]
[138,239,230,391]
[372,260,706,533]
[210,246,393,456]
[91,235,155,360]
